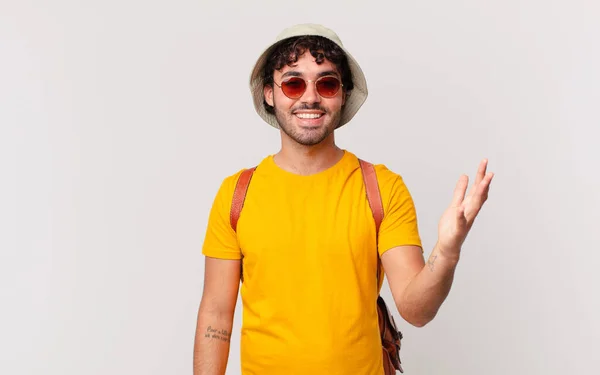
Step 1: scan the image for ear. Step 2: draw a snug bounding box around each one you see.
[264,85,274,107]
[342,89,348,106]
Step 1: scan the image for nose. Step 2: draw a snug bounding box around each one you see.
[300,80,321,105]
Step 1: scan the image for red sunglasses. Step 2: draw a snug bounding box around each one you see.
[273,76,344,99]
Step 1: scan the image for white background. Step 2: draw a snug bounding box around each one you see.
[1,1,599,374]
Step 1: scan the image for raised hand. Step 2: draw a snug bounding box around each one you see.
[436,159,494,259]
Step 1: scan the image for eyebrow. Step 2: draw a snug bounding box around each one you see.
[281,70,340,79]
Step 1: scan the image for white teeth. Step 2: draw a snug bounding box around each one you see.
[295,113,322,119]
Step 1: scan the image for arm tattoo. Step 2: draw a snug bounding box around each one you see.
[427,255,438,272]
[204,326,231,342]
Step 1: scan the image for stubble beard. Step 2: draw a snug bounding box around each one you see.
[273,104,342,147]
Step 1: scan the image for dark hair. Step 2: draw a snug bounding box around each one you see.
[262,35,354,115]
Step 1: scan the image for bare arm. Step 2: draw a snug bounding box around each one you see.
[193,256,241,375]
[382,159,494,327]
[381,244,459,327]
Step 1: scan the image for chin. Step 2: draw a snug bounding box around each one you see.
[297,129,334,146]
[275,112,338,142]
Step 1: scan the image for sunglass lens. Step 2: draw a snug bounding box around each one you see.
[316,77,341,97]
[281,77,306,99]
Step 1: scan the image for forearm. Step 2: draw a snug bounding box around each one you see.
[398,242,460,327]
[193,309,234,375]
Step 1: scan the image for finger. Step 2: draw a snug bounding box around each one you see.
[473,174,493,204]
[475,159,488,186]
[466,172,494,220]
[477,172,494,196]
[481,172,494,201]
[468,159,488,196]
[451,175,469,206]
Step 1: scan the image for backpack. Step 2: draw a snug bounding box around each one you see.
[229,159,405,374]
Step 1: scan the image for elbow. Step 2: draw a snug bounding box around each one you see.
[407,316,433,328]
[403,315,433,328]
[398,306,437,328]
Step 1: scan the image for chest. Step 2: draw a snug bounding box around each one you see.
[235,175,379,273]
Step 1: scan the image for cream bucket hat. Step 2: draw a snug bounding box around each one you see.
[249,23,368,129]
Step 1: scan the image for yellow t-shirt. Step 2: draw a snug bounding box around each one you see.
[202,150,422,375]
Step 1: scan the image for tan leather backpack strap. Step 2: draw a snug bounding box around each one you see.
[230,167,256,232]
[359,160,384,231]
[358,159,385,287]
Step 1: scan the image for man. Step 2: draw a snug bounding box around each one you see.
[193,24,493,375]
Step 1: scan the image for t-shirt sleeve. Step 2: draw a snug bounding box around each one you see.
[376,167,423,256]
[201,172,243,260]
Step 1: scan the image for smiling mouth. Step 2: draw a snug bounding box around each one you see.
[294,113,324,119]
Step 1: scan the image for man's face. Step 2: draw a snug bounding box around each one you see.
[264,51,346,146]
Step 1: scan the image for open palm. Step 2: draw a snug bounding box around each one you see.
[437,159,494,258]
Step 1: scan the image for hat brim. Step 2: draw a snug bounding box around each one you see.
[249,25,368,129]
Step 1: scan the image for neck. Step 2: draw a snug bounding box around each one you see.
[274,133,344,175]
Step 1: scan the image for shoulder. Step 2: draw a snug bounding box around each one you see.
[220,154,272,183]
[217,168,246,193]
[373,163,404,187]
[349,152,413,204]
[348,152,407,189]
[212,157,268,200]
[373,164,413,206]
[210,154,280,207]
